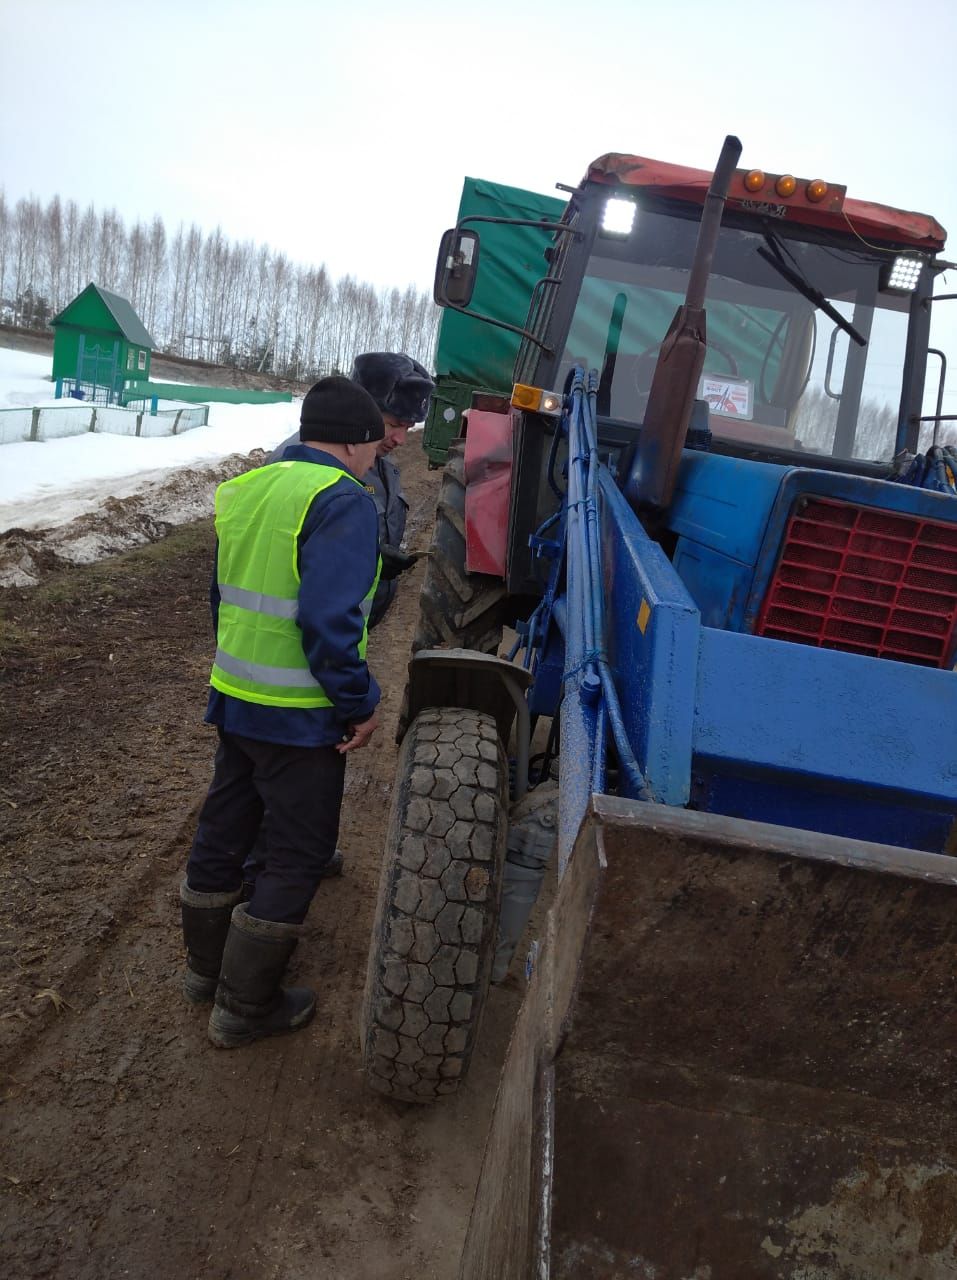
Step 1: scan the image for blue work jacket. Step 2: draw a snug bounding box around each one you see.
[205,445,381,747]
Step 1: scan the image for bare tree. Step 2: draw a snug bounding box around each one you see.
[95,208,124,290]
[0,191,9,308]
[145,217,167,338]
[43,196,65,313]
[2,185,442,376]
[77,204,97,296]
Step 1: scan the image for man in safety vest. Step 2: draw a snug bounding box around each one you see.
[247,352,434,887]
[180,376,384,1049]
[267,351,435,628]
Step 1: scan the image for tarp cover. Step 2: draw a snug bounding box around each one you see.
[434,178,565,388]
[585,154,947,252]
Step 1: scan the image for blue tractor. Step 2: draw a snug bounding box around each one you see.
[362,137,957,1277]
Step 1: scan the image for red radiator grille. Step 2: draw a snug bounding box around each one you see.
[755,498,957,667]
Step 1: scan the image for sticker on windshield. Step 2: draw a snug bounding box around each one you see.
[699,374,754,420]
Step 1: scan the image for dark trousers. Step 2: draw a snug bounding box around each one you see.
[186,730,345,925]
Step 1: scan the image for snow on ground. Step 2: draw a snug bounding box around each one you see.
[0,345,73,409]
[0,347,302,532]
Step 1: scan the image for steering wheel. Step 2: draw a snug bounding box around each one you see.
[626,340,738,395]
[759,310,816,409]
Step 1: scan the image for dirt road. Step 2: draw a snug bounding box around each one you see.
[0,444,518,1279]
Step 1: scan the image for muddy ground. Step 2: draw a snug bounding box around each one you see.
[0,441,521,1279]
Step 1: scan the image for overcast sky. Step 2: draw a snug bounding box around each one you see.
[3,0,957,397]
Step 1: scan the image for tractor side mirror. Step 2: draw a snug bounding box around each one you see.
[434,228,480,308]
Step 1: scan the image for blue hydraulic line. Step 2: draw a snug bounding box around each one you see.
[519,510,565,670]
[505,633,523,662]
[893,445,957,494]
[565,375,599,661]
[565,367,651,800]
[591,699,609,796]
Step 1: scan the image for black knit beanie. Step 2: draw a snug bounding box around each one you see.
[299,375,385,444]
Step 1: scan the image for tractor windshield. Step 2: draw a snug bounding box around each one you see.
[558,205,915,464]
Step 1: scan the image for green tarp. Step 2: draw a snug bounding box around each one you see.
[564,275,787,392]
[434,177,565,390]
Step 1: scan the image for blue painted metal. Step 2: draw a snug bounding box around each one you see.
[691,770,953,853]
[662,451,957,637]
[693,628,957,850]
[598,474,699,806]
[668,451,787,565]
[672,539,753,631]
[516,366,957,872]
[526,616,564,717]
[665,450,786,631]
[533,369,654,869]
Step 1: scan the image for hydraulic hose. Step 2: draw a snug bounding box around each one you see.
[565,367,651,800]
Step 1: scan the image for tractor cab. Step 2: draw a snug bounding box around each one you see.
[438,155,950,599]
[539,162,941,470]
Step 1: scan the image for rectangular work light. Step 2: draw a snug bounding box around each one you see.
[880,255,923,294]
[601,197,637,238]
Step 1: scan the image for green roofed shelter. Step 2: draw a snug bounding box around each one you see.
[52,283,156,402]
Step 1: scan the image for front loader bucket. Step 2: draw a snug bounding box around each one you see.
[460,797,957,1279]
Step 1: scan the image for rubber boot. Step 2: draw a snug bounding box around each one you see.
[180,881,244,1004]
[207,904,316,1049]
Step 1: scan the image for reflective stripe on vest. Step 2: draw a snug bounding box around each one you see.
[209,460,380,709]
[218,584,299,620]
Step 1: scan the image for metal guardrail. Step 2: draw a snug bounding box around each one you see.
[0,402,209,445]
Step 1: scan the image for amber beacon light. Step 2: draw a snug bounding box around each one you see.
[743,170,765,192]
[775,174,797,197]
[806,179,829,203]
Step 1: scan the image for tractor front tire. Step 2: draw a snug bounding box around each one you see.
[361,707,508,1103]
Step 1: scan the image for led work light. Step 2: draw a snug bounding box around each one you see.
[880,255,923,294]
[601,197,637,237]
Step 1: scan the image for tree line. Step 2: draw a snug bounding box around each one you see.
[0,192,441,379]
[793,385,955,455]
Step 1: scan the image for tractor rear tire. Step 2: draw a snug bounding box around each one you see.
[361,707,509,1103]
[412,442,510,657]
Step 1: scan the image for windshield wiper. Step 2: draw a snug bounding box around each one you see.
[758,229,867,348]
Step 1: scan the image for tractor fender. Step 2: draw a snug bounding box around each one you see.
[463,403,516,577]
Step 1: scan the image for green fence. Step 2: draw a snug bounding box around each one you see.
[121,381,293,407]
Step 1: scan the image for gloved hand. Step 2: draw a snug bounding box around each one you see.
[379,545,422,581]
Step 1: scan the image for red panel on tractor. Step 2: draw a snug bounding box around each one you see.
[756,499,957,668]
[464,406,514,578]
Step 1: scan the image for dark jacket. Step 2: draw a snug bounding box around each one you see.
[268,432,408,627]
[364,453,408,627]
[206,445,381,748]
